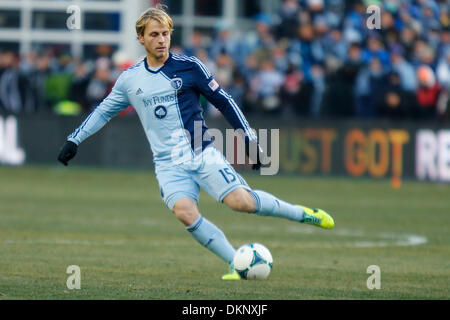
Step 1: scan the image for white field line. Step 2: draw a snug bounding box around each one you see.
[3,228,427,248]
[283,226,428,248]
[3,239,126,246]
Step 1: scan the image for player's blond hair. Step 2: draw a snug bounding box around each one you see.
[136,5,173,38]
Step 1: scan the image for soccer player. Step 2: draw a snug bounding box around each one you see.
[57,6,334,280]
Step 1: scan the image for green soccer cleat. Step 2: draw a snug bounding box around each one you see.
[298,205,335,229]
[221,263,241,280]
[221,270,241,280]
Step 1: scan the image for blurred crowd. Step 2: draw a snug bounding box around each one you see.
[0,0,449,121]
[0,45,132,116]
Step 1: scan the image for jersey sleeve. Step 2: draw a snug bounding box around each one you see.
[67,71,130,145]
[191,58,257,142]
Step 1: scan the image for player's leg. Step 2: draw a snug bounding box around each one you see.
[223,188,304,221]
[221,187,255,212]
[155,162,237,274]
[172,197,236,265]
[192,147,334,229]
[172,196,199,226]
[223,188,334,229]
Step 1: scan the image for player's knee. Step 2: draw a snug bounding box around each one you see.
[224,189,255,213]
[173,198,199,226]
[233,198,253,212]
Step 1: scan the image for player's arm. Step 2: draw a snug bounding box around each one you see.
[57,72,130,166]
[191,59,264,169]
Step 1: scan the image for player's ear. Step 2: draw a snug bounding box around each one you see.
[138,33,144,45]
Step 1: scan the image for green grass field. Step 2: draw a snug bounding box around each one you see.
[0,165,449,300]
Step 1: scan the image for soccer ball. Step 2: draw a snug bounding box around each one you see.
[233,243,273,280]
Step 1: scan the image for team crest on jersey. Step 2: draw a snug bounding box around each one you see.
[154,105,167,119]
[170,77,183,90]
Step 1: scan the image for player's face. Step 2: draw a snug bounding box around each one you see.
[139,19,171,62]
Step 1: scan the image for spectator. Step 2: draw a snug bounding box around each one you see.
[0,51,32,113]
[321,59,358,118]
[275,0,300,39]
[390,45,417,92]
[346,42,363,66]
[324,28,348,62]
[306,0,325,16]
[214,51,234,90]
[184,30,208,57]
[196,48,217,78]
[415,65,442,119]
[323,0,344,29]
[362,34,390,66]
[272,42,290,73]
[377,71,415,119]
[241,53,259,86]
[289,22,324,77]
[279,65,313,117]
[309,64,326,117]
[85,57,113,111]
[436,48,450,89]
[26,54,53,112]
[380,10,399,48]
[354,57,386,118]
[241,14,276,57]
[228,71,248,114]
[399,27,418,61]
[210,26,241,65]
[343,1,366,35]
[69,60,90,112]
[436,28,449,62]
[249,59,284,115]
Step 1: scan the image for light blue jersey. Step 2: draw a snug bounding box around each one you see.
[68,52,256,166]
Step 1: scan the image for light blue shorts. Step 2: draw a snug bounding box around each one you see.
[155,146,251,210]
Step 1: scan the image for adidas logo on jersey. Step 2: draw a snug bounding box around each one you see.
[136,88,143,95]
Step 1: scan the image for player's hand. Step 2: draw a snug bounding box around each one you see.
[252,161,261,170]
[245,140,265,170]
[57,141,78,166]
[252,145,263,170]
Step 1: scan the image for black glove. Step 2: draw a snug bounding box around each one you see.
[57,141,78,166]
[245,140,265,170]
[252,154,262,170]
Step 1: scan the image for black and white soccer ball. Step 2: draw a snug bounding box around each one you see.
[233,243,273,280]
